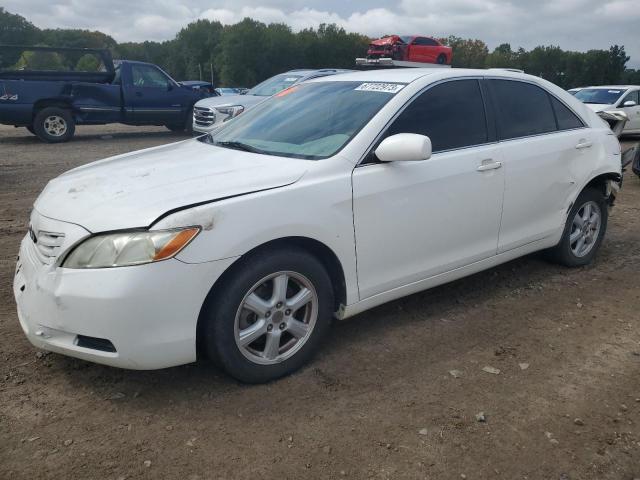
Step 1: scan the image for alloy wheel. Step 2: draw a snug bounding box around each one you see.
[234,271,318,365]
[569,200,602,257]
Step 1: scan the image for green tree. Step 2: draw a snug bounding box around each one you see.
[75,53,100,71]
[439,36,488,68]
[14,49,65,70]
[0,7,40,45]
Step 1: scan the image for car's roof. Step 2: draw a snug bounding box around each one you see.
[286,68,353,79]
[309,68,535,84]
[580,85,639,90]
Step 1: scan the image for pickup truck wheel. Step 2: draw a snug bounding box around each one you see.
[33,107,75,143]
[437,54,447,64]
[548,188,608,267]
[201,247,334,383]
[184,107,194,134]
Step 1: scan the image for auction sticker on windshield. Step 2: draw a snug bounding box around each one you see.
[355,83,405,93]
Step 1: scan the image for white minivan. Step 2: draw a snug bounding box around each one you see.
[14,69,622,383]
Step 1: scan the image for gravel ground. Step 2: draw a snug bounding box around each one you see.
[1,124,640,480]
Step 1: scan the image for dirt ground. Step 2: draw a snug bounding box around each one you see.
[1,123,640,480]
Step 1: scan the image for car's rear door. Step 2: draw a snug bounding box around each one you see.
[485,78,597,253]
[352,78,505,299]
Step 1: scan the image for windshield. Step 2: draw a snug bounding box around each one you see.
[204,81,404,159]
[399,36,412,44]
[575,88,627,105]
[247,73,304,96]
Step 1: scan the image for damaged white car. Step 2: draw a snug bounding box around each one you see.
[574,85,640,135]
[14,69,622,383]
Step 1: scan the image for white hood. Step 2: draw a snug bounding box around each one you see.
[585,103,613,113]
[34,139,308,232]
[195,93,265,109]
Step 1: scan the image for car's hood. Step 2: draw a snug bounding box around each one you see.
[370,36,400,47]
[195,94,265,109]
[584,103,613,113]
[34,139,308,232]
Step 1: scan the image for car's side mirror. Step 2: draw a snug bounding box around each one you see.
[623,100,637,107]
[375,133,432,162]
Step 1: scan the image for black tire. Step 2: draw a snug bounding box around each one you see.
[201,247,334,383]
[184,106,194,135]
[33,106,75,143]
[436,54,447,65]
[166,107,194,133]
[548,187,608,267]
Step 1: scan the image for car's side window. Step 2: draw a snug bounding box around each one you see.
[386,79,488,153]
[131,65,171,89]
[413,37,438,46]
[549,96,584,130]
[620,90,639,105]
[488,79,557,140]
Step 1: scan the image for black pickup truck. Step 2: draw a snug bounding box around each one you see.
[0,45,217,142]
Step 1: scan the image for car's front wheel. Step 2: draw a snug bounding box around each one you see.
[549,187,608,267]
[201,247,334,383]
[436,54,447,64]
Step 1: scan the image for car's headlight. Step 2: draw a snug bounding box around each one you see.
[215,105,244,120]
[62,227,200,269]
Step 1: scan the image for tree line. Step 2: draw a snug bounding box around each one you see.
[1,7,638,88]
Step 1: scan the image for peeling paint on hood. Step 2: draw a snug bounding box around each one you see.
[34,138,308,232]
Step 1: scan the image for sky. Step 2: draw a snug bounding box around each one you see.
[4,0,639,67]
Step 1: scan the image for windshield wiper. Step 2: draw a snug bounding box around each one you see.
[213,140,267,154]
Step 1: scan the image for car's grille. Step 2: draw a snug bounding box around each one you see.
[30,226,65,265]
[194,106,215,127]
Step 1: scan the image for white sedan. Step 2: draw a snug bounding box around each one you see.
[574,85,640,135]
[14,69,622,383]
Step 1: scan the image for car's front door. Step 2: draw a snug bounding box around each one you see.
[486,78,596,253]
[124,63,187,125]
[352,79,505,299]
[618,89,640,131]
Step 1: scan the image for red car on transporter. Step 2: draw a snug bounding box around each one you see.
[367,35,452,64]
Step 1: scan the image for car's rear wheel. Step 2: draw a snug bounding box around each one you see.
[201,247,334,383]
[437,54,447,64]
[33,107,75,143]
[549,187,608,267]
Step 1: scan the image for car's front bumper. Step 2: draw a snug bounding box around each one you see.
[13,233,237,370]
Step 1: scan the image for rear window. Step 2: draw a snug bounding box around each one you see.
[248,73,303,97]
[488,79,557,140]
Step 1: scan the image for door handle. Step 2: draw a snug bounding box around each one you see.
[575,140,592,149]
[477,160,503,172]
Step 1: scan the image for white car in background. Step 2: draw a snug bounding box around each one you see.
[14,69,621,383]
[193,69,350,134]
[574,85,640,134]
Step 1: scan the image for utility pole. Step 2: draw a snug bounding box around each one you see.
[198,63,202,81]
[210,63,214,85]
